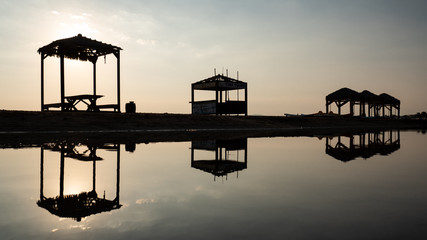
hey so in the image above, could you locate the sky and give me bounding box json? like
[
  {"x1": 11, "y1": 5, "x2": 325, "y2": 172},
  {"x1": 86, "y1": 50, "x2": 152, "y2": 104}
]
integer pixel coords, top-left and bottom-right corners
[{"x1": 1, "y1": 0, "x2": 426, "y2": 115}]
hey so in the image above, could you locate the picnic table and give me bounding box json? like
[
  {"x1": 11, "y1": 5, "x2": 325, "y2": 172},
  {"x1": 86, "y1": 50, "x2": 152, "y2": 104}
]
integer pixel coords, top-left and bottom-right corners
[
  {"x1": 43, "y1": 94, "x2": 119, "y2": 112},
  {"x1": 65, "y1": 94, "x2": 104, "y2": 111}
]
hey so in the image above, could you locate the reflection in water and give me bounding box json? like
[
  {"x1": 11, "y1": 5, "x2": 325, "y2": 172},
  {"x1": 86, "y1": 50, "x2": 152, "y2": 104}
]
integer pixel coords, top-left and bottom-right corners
[
  {"x1": 2, "y1": 130, "x2": 427, "y2": 239},
  {"x1": 191, "y1": 138, "x2": 247, "y2": 181},
  {"x1": 37, "y1": 143, "x2": 121, "y2": 222},
  {"x1": 325, "y1": 130, "x2": 400, "y2": 162}
]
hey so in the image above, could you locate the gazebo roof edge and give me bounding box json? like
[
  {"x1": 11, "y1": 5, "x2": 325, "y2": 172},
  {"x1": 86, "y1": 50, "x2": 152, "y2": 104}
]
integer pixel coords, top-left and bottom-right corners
[{"x1": 38, "y1": 34, "x2": 122, "y2": 62}]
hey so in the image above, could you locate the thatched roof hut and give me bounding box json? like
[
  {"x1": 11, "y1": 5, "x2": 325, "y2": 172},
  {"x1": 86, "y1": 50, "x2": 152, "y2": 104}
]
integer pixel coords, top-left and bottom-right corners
[
  {"x1": 326, "y1": 88, "x2": 400, "y2": 117},
  {"x1": 38, "y1": 34, "x2": 122, "y2": 112}
]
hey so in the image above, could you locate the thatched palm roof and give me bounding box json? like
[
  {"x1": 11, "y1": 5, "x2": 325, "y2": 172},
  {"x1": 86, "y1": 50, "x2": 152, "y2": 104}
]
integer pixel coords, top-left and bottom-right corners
[
  {"x1": 38, "y1": 34, "x2": 122, "y2": 62},
  {"x1": 379, "y1": 93, "x2": 400, "y2": 105},
  {"x1": 326, "y1": 87, "x2": 360, "y2": 101},
  {"x1": 327, "y1": 88, "x2": 400, "y2": 105},
  {"x1": 360, "y1": 90, "x2": 380, "y2": 103}
]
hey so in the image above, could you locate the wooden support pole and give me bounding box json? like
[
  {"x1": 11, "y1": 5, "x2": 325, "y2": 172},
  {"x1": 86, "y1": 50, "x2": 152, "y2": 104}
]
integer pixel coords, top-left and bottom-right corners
[
  {"x1": 245, "y1": 85, "x2": 248, "y2": 116},
  {"x1": 215, "y1": 81, "x2": 219, "y2": 115},
  {"x1": 114, "y1": 51, "x2": 121, "y2": 112},
  {"x1": 398, "y1": 105, "x2": 400, "y2": 118},
  {"x1": 93, "y1": 58, "x2": 98, "y2": 96},
  {"x1": 60, "y1": 54, "x2": 65, "y2": 111},
  {"x1": 191, "y1": 85, "x2": 194, "y2": 114},
  {"x1": 383, "y1": 104, "x2": 385, "y2": 117},
  {"x1": 41, "y1": 54, "x2": 45, "y2": 111}
]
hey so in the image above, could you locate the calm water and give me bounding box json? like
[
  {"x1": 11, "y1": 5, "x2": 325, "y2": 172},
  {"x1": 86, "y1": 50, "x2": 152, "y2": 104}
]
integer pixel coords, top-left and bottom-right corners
[{"x1": 1, "y1": 130, "x2": 427, "y2": 239}]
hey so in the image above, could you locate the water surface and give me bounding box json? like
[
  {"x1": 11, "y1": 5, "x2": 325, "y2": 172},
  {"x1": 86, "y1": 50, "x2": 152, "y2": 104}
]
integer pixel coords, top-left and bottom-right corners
[{"x1": 1, "y1": 130, "x2": 426, "y2": 239}]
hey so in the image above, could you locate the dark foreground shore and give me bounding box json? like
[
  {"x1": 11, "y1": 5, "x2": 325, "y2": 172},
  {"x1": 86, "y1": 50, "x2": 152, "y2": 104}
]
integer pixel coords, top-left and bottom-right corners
[{"x1": 0, "y1": 110, "x2": 426, "y2": 146}]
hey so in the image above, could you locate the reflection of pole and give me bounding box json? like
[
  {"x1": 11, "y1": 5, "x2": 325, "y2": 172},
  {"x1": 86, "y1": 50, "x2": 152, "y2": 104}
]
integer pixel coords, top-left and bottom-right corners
[
  {"x1": 116, "y1": 145, "x2": 120, "y2": 203},
  {"x1": 93, "y1": 159, "x2": 96, "y2": 192},
  {"x1": 40, "y1": 147, "x2": 44, "y2": 200},
  {"x1": 191, "y1": 145, "x2": 194, "y2": 165},
  {"x1": 244, "y1": 143, "x2": 248, "y2": 165},
  {"x1": 60, "y1": 148, "x2": 65, "y2": 199}
]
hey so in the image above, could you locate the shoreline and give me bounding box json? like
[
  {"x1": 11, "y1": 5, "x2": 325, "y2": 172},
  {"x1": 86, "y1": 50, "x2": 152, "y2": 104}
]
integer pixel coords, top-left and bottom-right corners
[{"x1": 0, "y1": 110, "x2": 425, "y2": 145}]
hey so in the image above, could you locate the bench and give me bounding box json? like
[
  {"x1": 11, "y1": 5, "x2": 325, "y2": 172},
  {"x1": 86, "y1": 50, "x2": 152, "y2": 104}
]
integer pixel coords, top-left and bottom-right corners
[
  {"x1": 96, "y1": 104, "x2": 120, "y2": 112},
  {"x1": 42, "y1": 103, "x2": 73, "y2": 111}
]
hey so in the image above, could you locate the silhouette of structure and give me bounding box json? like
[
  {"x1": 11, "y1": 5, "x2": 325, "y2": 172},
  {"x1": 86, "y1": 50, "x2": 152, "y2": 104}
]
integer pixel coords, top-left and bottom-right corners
[
  {"x1": 191, "y1": 74, "x2": 248, "y2": 115},
  {"x1": 325, "y1": 130, "x2": 400, "y2": 162},
  {"x1": 37, "y1": 142, "x2": 121, "y2": 222},
  {"x1": 326, "y1": 88, "x2": 400, "y2": 118},
  {"x1": 191, "y1": 138, "x2": 248, "y2": 181},
  {"x1": 38, "y1": 34, "x2": 122, "y2": 112}
]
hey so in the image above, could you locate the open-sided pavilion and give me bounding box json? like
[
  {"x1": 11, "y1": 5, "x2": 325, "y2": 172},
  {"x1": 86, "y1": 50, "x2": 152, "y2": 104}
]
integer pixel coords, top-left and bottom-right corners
[
  {"x1": 38, "y1": 34, "x2": 122, "y2": 112},
  {"x1": 191, "y1": 74, "x2": 248, "y2": 116},
  {"x1": 326, "y1": 88, "x2": 400, "y2": 118}
]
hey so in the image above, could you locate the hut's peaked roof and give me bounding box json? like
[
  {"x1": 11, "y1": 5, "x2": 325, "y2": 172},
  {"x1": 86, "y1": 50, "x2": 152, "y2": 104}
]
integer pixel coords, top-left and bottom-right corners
[
  {"x1": 38, "y1": 34, "x2": 122, "y2": 62},
  {"x1": 197, "y1": 74, "x2": 245, "y2": 84},
  {"x1": 192, "y1": 74, "x2": 247, "y2": 90},
  {"x1": 379, "y1": 93, "x2": 400, "y2": 104},
  {"x1": 360, "y1": 90, "x2": 380, "y2": 102},
  {"x1": 326, "y1": 88, "x2": 400, "y2": 107},
  {"x1": 326, "y1": 87, "x2": 360, "y2": 101}
]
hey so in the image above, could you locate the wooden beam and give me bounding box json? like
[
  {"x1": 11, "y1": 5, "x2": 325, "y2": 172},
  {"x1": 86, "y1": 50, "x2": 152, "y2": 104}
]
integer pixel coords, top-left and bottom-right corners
[
  {"x1": 93, "y1": 57, "x2": 98, "y2": 96},
  {"x1": 41, "y1": 54, "x2": 45, "y2": 111},
  {"x1": 60, "y1": 54, "x2": 65, "y2": 111},
  {"x1": 114, "y1": 51, "x2": 121, "y2": 112},
  {"x1": 245, "y1": 85, "x2": 248, "y2": 116},
  {"x1": 191, "y1": 85, "x2": 194, "y2": 114}
]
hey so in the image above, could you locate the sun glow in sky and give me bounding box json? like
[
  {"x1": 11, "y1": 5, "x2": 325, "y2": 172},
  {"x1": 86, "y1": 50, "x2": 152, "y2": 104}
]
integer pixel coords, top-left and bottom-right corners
[{"x1": 1, "y1": 0, "x2": 427, "y2": 115}]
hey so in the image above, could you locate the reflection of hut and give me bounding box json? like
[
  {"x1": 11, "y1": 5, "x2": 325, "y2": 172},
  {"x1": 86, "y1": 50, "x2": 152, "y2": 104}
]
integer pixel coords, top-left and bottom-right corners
[
  {"x1": 325, "y1": 130, "x2": 400, "y2": 162},
  {"x1": 326, "y1": 88, "x2": 400, "y2": 118},
  {"x1": 37, "y1": 143, "x2": 121, "y2": 222},
  {"x1": 38, "y1": 34, "x2": 122, "y2": 112},
  {"x1": 191, "y1": 139, "x2": 248, "y2": 180},
  {"x1": 191, "y1": 74, "x2": 248, "y2": 115}
]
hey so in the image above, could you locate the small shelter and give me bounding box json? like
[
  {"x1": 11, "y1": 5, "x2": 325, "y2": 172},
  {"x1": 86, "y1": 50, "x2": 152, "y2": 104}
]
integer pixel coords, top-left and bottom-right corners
[
  {"x1": 191, "y1": 74, "x2": 248, "y2": 115},
  {"x1": 326, "y1": 88, "x2": 400, "y2": 118},
  {"x1": 326, "y1": 87, "x2": 361, "y2": 116},
  {"x1": 38, "y1": 34, "x2": 122, "y2": 112}
]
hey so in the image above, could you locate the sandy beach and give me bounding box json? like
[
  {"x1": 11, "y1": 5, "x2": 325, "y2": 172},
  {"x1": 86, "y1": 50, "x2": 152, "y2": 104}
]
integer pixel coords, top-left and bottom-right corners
[{"x1": 0, "y1": 110, "x2": 425, "y2": 146}]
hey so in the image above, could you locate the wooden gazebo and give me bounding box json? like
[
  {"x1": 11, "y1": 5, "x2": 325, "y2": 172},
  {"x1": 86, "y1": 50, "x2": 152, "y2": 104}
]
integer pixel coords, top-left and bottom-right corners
[
  {"x1": 38, "y1": 34, "x2": 122, "y2": 112},
  {"x1": 191, "y1": 74, "x2": 248, "y2": 115}
]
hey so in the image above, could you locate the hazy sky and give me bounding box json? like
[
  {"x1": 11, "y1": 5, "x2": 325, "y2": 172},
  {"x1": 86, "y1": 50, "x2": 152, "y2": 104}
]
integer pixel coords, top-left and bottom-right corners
[{"x1": 1, "y1": 0, "x2": 426, "y2": 115}]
